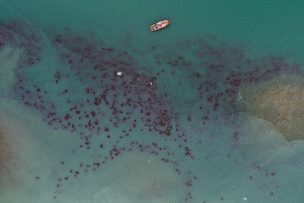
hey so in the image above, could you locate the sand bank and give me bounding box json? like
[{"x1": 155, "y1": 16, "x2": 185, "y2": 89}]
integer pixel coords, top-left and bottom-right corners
[{"x1": 239, "y1": 74, "x2": 304, "y2": 141}]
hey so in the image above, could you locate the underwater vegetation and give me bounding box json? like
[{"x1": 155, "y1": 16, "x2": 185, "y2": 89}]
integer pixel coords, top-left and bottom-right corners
[{"x1": 0, "y1": 18, "x2": 304, "y2": 202}]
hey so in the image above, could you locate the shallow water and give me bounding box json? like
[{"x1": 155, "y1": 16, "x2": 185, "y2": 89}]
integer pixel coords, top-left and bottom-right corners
[{"x1": 1, "y1": 1, "x2": 304, "y2": 203}]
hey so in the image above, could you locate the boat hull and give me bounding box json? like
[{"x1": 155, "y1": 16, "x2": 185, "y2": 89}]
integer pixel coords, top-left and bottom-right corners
[{"x1": 149, "y1": 20, "x2": 170, "y2": 32}]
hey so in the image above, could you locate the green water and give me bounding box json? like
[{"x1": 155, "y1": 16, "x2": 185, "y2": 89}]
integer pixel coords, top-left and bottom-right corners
[
  {"x1": 0, "y1": 1, "x2": 304, "y2": 203},
  {"x1": 3, "y1": 0, "x2": 304, "y2": 56}
]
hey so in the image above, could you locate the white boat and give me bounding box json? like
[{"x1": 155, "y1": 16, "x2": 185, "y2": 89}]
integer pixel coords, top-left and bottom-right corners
[{"x1": 149, "y1": 19, "x2": 170, "y2": 32}]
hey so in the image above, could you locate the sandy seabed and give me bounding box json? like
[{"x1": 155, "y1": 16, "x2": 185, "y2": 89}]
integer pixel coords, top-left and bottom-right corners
[{"x1": 239, "y1": 74, "x2": 304, "y2": 141}]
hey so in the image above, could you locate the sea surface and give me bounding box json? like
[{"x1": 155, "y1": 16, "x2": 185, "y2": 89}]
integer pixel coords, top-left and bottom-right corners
[{"x1": 1, "y1": 1, "x2": 304, "y2": 203}]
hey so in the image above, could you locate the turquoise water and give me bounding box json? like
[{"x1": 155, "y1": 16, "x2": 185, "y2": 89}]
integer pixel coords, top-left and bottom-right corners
[{"x1": 1, "y1": 1, "x2": 304, "y2": 203}]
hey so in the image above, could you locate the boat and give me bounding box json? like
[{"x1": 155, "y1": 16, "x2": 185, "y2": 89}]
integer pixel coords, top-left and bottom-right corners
[{"x1": 149, "y1": 20, "x2": 170, "y2": 32}]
